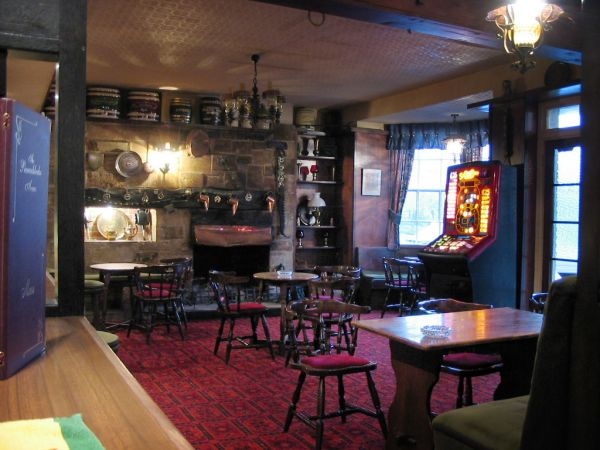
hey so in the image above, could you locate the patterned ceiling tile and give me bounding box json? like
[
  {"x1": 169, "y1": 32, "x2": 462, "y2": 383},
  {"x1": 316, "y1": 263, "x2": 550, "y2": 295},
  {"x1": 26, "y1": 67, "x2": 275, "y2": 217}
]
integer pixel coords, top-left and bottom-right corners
[{"x1": 86, "y1": 0, "x2": 505, "y2": 120}]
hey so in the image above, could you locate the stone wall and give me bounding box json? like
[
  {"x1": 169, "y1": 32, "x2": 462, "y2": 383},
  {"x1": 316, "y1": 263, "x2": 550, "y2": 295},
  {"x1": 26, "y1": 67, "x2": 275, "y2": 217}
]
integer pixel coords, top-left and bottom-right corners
[{"x1": 79, "y1": 121, "x2": 297, "y2": 272}]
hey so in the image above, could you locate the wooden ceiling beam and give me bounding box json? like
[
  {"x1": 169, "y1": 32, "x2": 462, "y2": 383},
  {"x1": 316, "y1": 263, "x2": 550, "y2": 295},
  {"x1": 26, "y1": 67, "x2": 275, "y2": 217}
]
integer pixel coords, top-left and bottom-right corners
[{"x1": 253, "y1": 0, "x2": 582, "y2": 65}]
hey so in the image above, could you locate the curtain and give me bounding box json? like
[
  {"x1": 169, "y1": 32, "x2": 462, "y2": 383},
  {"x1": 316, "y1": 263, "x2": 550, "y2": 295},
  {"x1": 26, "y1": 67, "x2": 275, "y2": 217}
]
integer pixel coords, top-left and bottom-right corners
[
  {"x1": 386, "y1": 124, "x2": 415, "y2": 249},
  {"x1": 386, "y1": 119, "x2": 489, "y2": 249}
]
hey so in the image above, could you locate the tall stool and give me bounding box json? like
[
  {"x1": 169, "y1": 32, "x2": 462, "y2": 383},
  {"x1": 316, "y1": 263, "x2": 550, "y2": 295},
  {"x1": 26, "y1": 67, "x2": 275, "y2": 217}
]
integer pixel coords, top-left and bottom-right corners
[{"x1": 84, "y1": 279, "x2": 107, "y2": 330}]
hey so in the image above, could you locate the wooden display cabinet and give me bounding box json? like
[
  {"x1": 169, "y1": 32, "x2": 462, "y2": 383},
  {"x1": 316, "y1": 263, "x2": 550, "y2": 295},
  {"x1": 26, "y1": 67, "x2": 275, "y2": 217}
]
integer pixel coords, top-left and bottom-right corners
[{"x1": 295, "y1": 147, "x2": 344, "y2": 271}]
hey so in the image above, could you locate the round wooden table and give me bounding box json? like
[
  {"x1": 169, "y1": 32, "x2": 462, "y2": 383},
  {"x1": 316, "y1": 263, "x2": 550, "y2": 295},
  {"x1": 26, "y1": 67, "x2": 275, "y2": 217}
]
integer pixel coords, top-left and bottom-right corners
[
  {"x1": 253, "y1": 271, "x2": 318, "y2": 353},
  {"x1": 90, "y1": 262, "x2": 147, "y2": 330}
]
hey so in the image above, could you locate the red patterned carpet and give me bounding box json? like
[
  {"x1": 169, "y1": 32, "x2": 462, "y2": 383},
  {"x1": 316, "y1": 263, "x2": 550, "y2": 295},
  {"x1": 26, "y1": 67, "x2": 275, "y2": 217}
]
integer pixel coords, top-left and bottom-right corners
[{"x1": 115, "y1": 313, "x2": 498, "y2": 449}]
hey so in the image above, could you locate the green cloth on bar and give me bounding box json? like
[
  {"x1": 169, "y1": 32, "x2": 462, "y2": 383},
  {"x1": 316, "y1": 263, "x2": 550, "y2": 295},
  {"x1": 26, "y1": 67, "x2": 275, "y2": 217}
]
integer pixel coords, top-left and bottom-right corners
[{"x1": 0, "y1": 413, "x2": 105, "y2": 450}]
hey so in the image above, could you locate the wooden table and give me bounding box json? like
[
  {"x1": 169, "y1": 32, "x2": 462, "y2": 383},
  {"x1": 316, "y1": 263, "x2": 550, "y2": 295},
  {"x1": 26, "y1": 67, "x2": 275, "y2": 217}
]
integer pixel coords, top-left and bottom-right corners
[
  {"x1": 253, "y1": 271, "x2": 318, "y2": 352},
  {"x1": 90, "y1": 262, "x2": 146, "y2": 330},
  {"x1": 0, "y1": 317, "x2": 193, "y2": 450},
  {"x1": 355, "y1": 308, "x2": 543, "y2": 450}
]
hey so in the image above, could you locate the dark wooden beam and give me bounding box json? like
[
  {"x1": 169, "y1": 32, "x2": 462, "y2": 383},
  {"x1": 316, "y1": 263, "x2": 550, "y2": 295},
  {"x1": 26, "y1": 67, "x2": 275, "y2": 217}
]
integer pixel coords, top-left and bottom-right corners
[
  {"x1": 0, "y1": 0, "x2": 60, "y2": 53},
  {"x1": 55, "y1": 0, "x2": 87, "y2": 315},
  {"x1": 253, "y1": 0, "x2": 582, "y2": 64}
]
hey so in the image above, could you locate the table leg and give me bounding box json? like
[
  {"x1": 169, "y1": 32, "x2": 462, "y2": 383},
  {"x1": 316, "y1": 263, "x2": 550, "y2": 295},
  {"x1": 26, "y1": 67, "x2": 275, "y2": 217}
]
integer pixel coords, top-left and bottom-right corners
[
  {"x1": 387, "y1": 341, "x2": 442, "y2": 450},
  {"x1": 278, "y1": 282, "x2": 290, "y2": 354},
  {"x1": 494, "y1": 338, "x2": 538, "y2": 400}
]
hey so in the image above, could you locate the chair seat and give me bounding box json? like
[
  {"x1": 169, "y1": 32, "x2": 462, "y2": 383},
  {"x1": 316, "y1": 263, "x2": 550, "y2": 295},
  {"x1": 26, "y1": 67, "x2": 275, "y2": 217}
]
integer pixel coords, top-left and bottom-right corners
[
  {"x1": 135, "y1": 288, "x2": 175, "y2": 299},
  {"x1": 228, "y1": 302, "x2": 267, "y2": 312},
  {"x1": 432, "y1": 395, "x2": 529, "y2": 450},
  {"x1": 443, "y1": 352, "x2": 503, "y2": 369},
  {"x1": 300, "y1": 354, "x2": 371, "y2": 370}
]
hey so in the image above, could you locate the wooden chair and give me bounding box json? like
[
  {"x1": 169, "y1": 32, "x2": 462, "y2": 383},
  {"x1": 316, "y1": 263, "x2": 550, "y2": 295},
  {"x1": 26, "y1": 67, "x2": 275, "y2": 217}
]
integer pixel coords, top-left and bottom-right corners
[
  {"x1": 128, "y1": 264, "x2": 187, "y2": 343},
  {"x1": 208, "y1": 270, "x2": 275, "y2": 364},
  {"x1": 381, "y1": 257, "x2": 419, "y2": 317},
  {"x1": 303, "y1": 270, "x2": 362, "y2": 355},
  {"x1": 283, "y1": 300, "x2": 388, "y2": 450},
  {"x1": 419, "y1": 298, "x2": 504, "y2": 408},
  {"x1": 160, "y1": 257, "x2": 193, "y2": 328}
]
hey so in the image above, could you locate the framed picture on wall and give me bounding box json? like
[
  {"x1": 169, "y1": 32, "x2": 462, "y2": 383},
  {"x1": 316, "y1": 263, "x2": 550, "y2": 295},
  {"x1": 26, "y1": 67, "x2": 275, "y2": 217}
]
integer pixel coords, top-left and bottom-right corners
[{"x1": 361, "y1": 168, "x2": 382, "y2": 196}]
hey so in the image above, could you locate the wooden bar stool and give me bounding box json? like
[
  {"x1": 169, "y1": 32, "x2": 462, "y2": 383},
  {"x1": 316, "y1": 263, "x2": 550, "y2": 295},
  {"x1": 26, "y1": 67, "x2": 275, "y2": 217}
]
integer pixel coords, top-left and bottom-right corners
[{"x1": 84, "y1": 279, "x2": 107, "y2": 330}]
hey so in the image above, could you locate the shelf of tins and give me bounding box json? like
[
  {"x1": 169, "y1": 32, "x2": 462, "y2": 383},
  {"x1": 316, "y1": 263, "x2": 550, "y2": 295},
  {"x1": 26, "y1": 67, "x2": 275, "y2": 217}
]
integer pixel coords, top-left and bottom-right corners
[{"x1": 83, "y1": 86, "x2": 282, "y2": 131}]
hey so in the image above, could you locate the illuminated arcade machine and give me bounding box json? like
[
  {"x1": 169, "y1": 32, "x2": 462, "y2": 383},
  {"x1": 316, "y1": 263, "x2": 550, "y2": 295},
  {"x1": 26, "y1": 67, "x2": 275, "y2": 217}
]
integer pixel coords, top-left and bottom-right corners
[{"x1": 418, "y1": 160, "x2": 518, "y2": 308}]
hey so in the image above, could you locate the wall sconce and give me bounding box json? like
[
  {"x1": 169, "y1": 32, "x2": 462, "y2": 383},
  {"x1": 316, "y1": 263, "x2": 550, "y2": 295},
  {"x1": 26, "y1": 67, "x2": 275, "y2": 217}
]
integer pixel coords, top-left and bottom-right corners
[
  {"x1": 443, "y1": 113, "x2": 466, "y2": 154},
  {"x1": 152, "y1": 142, "x2": 179, "y2": 176},
  {"x1": 486, "y1": 1, "x2": 564, "y2": 73}
]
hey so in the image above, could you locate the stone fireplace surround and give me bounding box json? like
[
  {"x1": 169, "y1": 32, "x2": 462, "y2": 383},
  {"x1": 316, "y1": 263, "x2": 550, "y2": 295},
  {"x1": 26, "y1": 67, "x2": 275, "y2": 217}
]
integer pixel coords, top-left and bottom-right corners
[{"x1": 82, "y1": 123, "x2": 297, "y2": 276}]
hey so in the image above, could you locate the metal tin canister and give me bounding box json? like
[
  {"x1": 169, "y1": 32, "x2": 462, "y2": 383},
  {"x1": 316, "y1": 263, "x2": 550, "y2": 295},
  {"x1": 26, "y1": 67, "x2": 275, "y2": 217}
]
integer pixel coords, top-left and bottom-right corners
[
  {"x1": 87, "y1": 86, "x2": 121, "y2": 119},
  {"x1": 127, "y1": 90, "x2": 160, "y2": 121},
  {"x1": 169, "y1": 97, "x2": 193, "y2": 124},
  {"x1": 199, "y1": 96, "x2": 222, "y2": 126}
]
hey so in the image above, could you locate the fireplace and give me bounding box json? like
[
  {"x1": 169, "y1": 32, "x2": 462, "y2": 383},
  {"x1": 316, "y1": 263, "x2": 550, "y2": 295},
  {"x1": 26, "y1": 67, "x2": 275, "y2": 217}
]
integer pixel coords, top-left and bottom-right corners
[
  {"x1": 191, "y1": 197, "x2": 274, "y2": 279},
  {"x1": 193, "y1": 244, "x2": 270, "y2": 279}
]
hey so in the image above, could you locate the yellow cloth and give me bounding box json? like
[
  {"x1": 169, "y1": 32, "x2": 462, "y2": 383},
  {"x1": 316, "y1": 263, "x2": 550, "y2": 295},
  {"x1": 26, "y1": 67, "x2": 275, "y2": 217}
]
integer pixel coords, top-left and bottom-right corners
[
  {"x1": 0, "y1": 417, "x2": 68, "y2": 450},
  {"x1": 0, "y1": 414, "x2": 104, "y2": 450}
]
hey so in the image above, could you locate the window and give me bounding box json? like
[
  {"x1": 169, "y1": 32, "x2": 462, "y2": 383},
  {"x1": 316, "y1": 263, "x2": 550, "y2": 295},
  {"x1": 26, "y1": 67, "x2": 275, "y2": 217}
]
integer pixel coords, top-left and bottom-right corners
[
  {"x1": 547, "y1": 144, "x2": 580, "y2": 281},
  {"x1": 399, "y1": 146, "x2": 489, "y2": 245},
  {"x1": 546, "y1": 104, "x2": 580, "y2": 130},
  {"x1": 84, "y1": 207, "x2": 157, "y2": 242}
]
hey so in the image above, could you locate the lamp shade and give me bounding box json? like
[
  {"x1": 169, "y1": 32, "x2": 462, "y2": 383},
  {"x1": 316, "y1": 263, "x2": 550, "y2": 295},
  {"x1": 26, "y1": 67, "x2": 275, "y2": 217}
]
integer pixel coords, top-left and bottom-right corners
[{"x1": 307, "y1": 192, "x2": 326, "y2": 208}]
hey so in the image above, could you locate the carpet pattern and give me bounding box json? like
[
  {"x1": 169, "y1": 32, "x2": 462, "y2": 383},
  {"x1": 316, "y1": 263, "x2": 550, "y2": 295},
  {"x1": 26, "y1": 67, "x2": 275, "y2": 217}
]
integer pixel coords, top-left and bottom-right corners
[{"x1": 115, "y1": 313, "x2": 498, "y2": 449}]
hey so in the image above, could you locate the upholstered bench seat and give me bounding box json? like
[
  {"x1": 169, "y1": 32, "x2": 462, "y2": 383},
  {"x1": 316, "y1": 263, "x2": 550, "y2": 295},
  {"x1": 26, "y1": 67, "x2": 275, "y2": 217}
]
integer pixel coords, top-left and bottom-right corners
[
  {"x1": 432, "y1": 276, "x2": 582, "y2": 450},
  {"x1": 358, "y1": 270, "x2": 387, "y2": 306},
  {"x1": 432, "y1": 395, "x2": 529, "y2": 450}
]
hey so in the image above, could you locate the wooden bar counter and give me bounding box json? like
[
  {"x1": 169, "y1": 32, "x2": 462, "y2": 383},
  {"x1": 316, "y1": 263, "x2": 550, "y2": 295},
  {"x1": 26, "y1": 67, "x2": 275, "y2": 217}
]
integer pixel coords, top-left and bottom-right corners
[{"x1": 0, "y1": 317, "x2": 193, "y2": 450}]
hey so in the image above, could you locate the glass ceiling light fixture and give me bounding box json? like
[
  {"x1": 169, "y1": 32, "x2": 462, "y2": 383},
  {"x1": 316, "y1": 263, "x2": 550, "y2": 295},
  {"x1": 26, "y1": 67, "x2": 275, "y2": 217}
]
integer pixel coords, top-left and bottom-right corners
[
  {"x1": 486, "y1": 0, "x2": 564, "y2": 73},
  {"x1": 444, "y1": 114, "x2": 466, "y2": 153}
]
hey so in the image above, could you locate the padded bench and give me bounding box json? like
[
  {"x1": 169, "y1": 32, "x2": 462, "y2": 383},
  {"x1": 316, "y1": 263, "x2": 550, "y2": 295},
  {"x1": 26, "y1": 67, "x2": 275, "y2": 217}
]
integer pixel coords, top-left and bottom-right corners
[{"x1": 432, "y1": 276, "x2": 578, "y2": 450}]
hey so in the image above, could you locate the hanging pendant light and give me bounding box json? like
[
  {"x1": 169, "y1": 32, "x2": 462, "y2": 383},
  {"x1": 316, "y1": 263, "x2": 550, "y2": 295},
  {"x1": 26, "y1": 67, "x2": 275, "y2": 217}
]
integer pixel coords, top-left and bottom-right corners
[
  {"x1": 444, "y1": 114, "x2": 466, "y2": 153},
  {"x1": 486, "y1": 1, "x2": 565, "y2": 73}
]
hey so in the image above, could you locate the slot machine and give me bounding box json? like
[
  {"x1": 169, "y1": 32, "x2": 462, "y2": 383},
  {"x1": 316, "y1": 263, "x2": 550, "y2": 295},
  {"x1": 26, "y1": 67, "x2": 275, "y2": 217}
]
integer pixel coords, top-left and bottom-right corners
[{"x1": 418, "y1": 160, "x2": 518, "y2": 308}]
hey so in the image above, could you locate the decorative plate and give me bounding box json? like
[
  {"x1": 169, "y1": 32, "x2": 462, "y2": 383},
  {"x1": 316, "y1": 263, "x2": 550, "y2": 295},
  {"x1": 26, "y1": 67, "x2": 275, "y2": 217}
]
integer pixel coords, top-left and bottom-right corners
[
  {"x1": 115, "y1": 151, "x2": 143, "y2": 177},
  {"x1": 298, "y1": 206, "x2": 316, "y2": 226},
  {"x1": 95, "y1": 209, "x2": 132, "y2": 240}
]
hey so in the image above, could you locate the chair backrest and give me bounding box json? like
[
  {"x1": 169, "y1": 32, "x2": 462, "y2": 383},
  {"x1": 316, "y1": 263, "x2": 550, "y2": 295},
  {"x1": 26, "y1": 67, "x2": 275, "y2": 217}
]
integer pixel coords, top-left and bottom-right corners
[
  {"x1": 161, "y1": 257, "x2": 193, "y2": 289},
  {"x1": 529, "y1": 292, "x2": 548, "y2": 314},
  {"x1": 313, "y1": 265, "x2": 362, "y2": 279},
  {"x1": 311, "y1": 265, "x2": 361, "y2": 303},
  {"x1": 382, "y1": 257, "x2": 412, "y2": 289},
  {"x1": 312, "y1": 299, "x2": 370, "y2": 353},
  {"x1": 520, "y1": 276, "x2": 577, "y2": 450},
  {"x1": 418, "y1": 298, "x2": 492, "y2": 313},
  {"x1": 208, "y1": 270, "x2": 250, "y2": 312},
  {"x1": 133, "y1": 264, "x2": 185, "y2": 300},
  {"x1": 409, "y1": 261, "x2": 428, "y2": 297}
]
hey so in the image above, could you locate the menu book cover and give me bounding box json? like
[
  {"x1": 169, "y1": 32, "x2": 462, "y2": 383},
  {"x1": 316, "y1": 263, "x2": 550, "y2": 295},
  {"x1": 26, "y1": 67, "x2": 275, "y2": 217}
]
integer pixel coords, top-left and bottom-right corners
[{"x1": 0, "y1": 98, "x2": 51, "y2": 379}]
